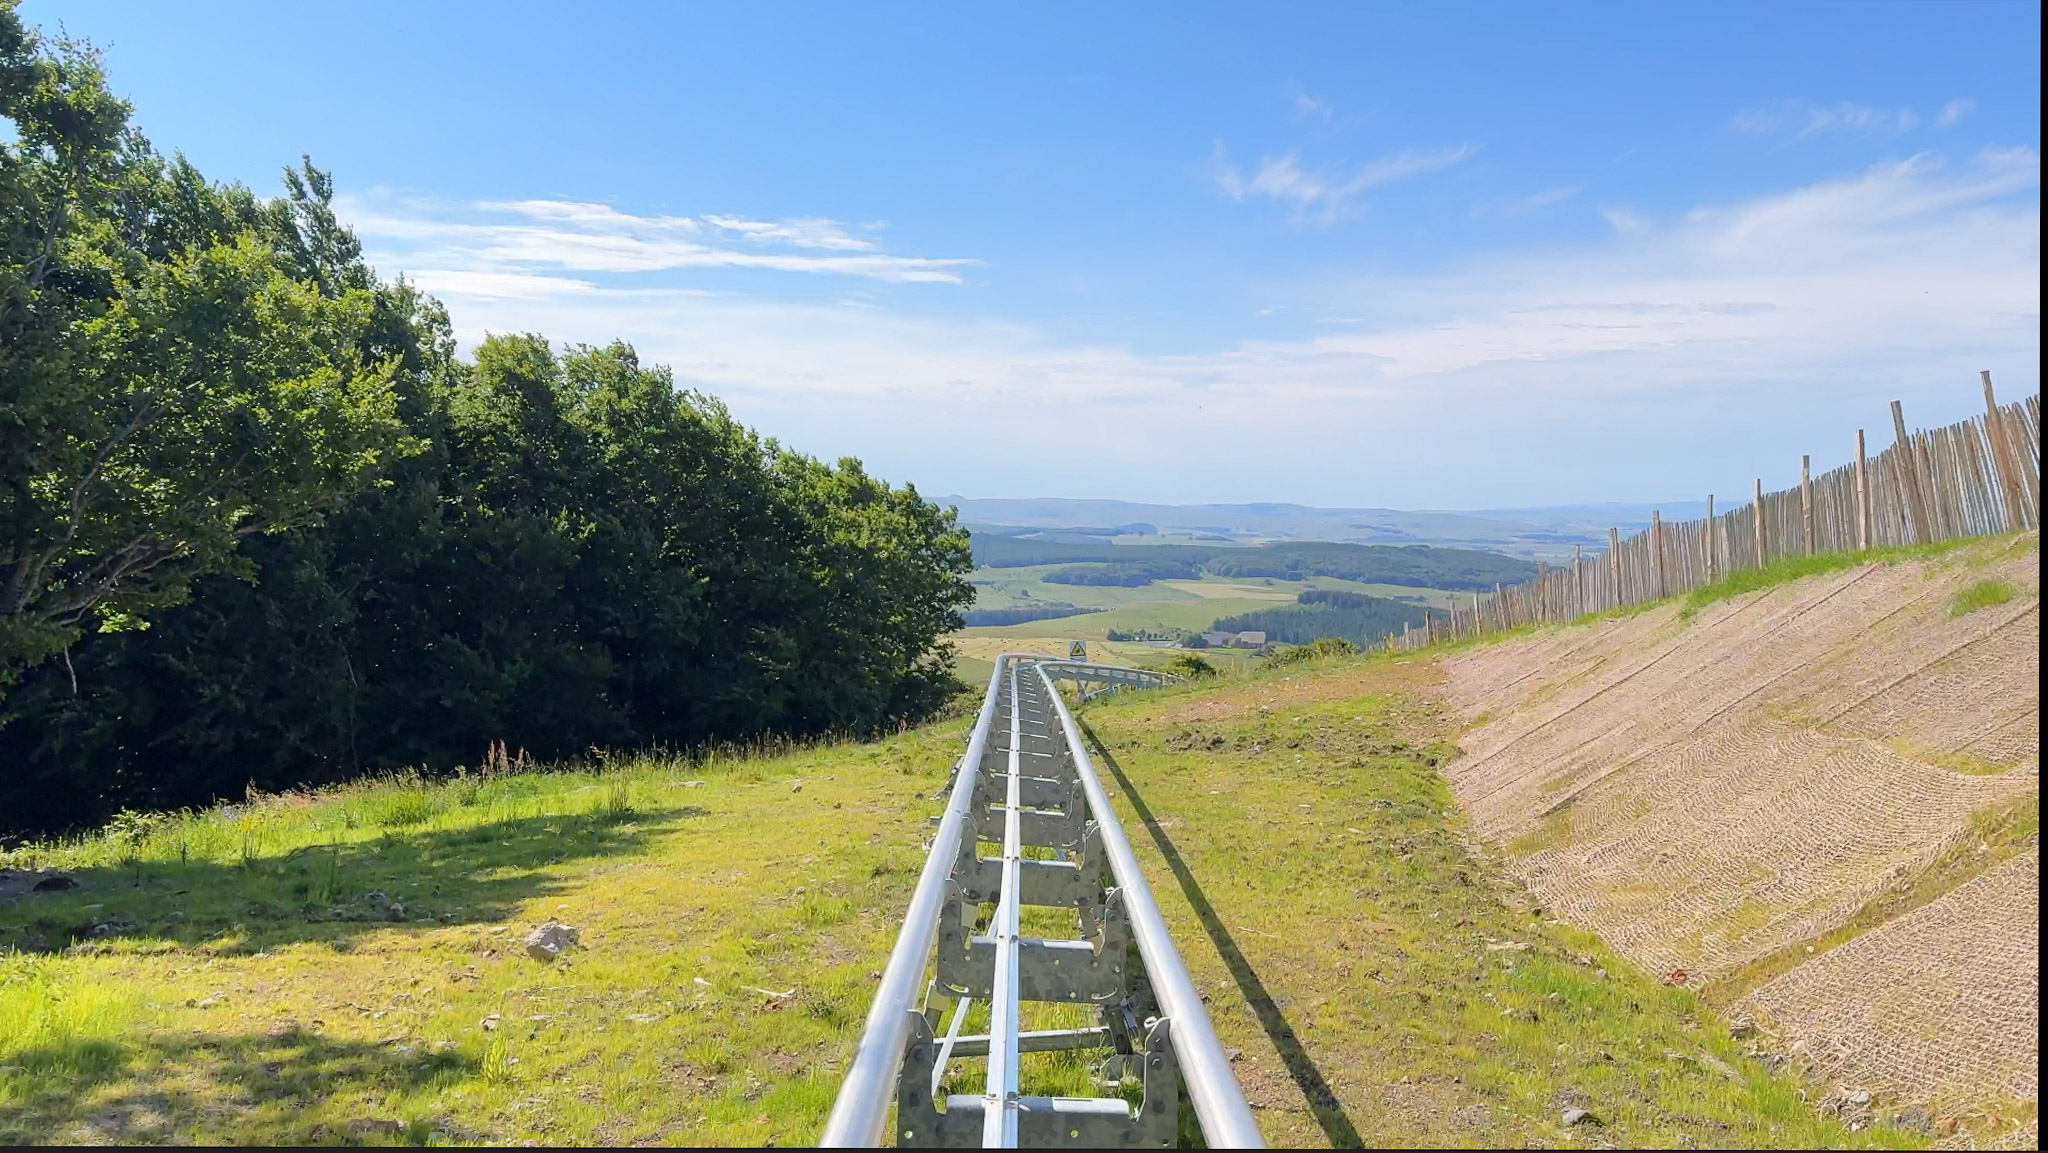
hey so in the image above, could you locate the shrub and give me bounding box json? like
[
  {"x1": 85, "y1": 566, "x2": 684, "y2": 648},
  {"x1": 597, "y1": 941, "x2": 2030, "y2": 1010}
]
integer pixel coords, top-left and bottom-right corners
[{"x1": 1262, "y1": 637, "x2": 1361, "y2": 667}]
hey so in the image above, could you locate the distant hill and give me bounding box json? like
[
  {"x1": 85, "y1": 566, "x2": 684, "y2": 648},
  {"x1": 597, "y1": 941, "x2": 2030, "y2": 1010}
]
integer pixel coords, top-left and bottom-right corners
[
  {"x1": 970, "y1": 537, "x2": 1538, "y2": 591},
  {"x1": 945, "y1": 496, "x2": 1710, "y2": 561}
]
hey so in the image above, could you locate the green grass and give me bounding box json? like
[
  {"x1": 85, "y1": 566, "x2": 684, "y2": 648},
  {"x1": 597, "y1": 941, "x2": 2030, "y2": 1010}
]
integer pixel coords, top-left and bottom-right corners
[
  {"x1": 1076, "y1": 666, "x2": 1921, "y2": 1148},
  {"x1": 0, "y1": 733, "x2": 975, "y2": 1146},
  {"x1": 0, "y1": 648, "x2": 1948, "y2": 1147},
  {"x1": 1948, "y1": 578, "x2": 2018, "y2": 617},
  {"x1": 1676, "y1": 534, "x2": 2022, "y2": 619}
]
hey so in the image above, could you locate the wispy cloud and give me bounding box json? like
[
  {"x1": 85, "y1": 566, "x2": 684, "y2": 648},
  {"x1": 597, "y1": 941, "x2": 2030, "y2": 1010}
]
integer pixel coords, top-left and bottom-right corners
[
  {"x1": 1731, "y1": 99, "x2": 1922, "y2": 139},
  {"x1": 1475, "y1": 185, "x2": 1581, "y2": 217},
  {"x1": 340, "y1": 194, "x2": 974, "y2": 284},
  {"x1": 1291, "y1": 91, "x2": 1333, "y2": 122},
  {"x1": 1937, "y1": 98, "x2": 1973, "y2": 128},
  {"x1": 397, "y1": 149, "x2": 2037, "y2": 506},
  {"x1": 1210, "y1": 143, "x2": 1474, "y2": 216}
]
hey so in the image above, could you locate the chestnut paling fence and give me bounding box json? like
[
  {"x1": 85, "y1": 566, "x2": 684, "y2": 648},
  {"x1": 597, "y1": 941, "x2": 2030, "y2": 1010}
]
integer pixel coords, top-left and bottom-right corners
[{"x1": 1391, "y1": 374, "x2": 2043, "y2": 650}]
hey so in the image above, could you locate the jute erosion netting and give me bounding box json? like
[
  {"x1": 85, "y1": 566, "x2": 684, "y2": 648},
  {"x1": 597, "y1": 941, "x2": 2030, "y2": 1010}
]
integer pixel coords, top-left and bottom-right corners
[
  {"x1": 1439, "y1": 538, "x2": 2038, "y2": 1115},
  {"x1": 1746, "y1": 848, "x2": 2038, "y2": 1113}
]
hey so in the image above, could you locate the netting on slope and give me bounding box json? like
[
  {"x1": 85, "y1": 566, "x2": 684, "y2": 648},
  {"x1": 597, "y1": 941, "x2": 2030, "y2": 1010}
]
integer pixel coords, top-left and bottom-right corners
[
  {"x1": 1438, "y1": 544, "x2": 2040, "y2": 1115},
  {"x1": 1747, "y1": 849, "x2": 2038, "y2": 1108}
]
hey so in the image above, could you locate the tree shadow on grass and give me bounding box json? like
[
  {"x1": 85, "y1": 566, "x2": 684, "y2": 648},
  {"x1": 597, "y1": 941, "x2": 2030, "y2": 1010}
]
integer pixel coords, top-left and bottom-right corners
[
  {"x1": 1080, "y1": 720, "x2": 1365, "y2": 1149},
  {"x1": 0, "y1": 1026, "x2": 481, "y2": 1144},
  {"x1": 0, "y1": 806, "x2": 706, "y2": 955}
]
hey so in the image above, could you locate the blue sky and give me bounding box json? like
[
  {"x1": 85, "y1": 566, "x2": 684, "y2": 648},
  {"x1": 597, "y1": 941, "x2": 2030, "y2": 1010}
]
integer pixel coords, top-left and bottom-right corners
[{"x1": 33, "y1": 1, "x2": 2041, "y2": 508}]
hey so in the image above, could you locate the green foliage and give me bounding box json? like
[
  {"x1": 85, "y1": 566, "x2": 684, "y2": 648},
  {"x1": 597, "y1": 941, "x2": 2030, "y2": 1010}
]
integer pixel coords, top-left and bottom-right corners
[
  {"x1": 1948, "y1": 578, "x2": 2017, "y2": 617},
  {"x1": 1164, "y1": 652, "x2": 1218, "y2": 678},
  {"x1": 1261, "y1": 636, "x2": 1360, "y2": 666},
  {"x1": 960, "y1": 604, "x2": 1095, "y2": 626},
  {"x1": 1213, "y1": 588, "x2": 1426, "y2": 648},
  {"x1": 971, "y1": 536, "x2": 1538, "y2": 590},
  {"x1": 1676, "y1": 535, "x2": 1988, "y2": 618},
  {"x1": 0, "y1": 11, "x2": 414, "y2": 675},
  {"x1": 1039, "y1": 558, "x2": 1200, "y2": 586},
  {"x1": 0, "y1": 9, "x2": 974, "y2": 834}
]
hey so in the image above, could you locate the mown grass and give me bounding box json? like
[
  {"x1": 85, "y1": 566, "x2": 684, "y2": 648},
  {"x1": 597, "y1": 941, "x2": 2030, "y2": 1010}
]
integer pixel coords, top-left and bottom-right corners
[
  {"x1": 1075, "y1": 662, "x2": 1921, "y2": 1148},
  {"x1": 0, "y1": 732, "x2": 976, "y2": 1146}
]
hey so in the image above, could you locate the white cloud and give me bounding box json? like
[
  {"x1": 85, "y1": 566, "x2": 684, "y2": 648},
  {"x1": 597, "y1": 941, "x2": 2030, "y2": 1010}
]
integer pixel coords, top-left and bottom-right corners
[
  {"x1": 354, "y1": 150, "x2": 2039, "y2": 507},
  {"x1": 1210, "y1": 143, "x2": 1474, "y2": 216},
  {"x1": 340, "y1": 194, "x2": 972, "y2": 284},
  {"x1": 1732, "y1": 100, "x2": 1922, "y2": 138},
  {"x1": 1937, "y1": 98, "x2": 1973, "y2": 128}
]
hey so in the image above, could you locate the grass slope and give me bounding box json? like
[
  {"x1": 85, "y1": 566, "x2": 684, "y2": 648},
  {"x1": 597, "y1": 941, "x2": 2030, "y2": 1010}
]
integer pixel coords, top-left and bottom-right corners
[
  {"x1": 0, "y1": 735, "x2": 971, "y2": 1146},
  {"x1": 2, "y1": 657, "x2": 1920, "y2": 1147},
  {"x1": 1074, "y1": 660, "x2": 1916, "y2": 1147}
]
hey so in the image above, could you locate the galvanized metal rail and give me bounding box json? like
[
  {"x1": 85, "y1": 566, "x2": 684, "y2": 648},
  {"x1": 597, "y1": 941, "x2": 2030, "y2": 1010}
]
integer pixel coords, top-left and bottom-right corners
[{"x1": 822, "y1": 654, "x2": 1264, "y2": 1149}]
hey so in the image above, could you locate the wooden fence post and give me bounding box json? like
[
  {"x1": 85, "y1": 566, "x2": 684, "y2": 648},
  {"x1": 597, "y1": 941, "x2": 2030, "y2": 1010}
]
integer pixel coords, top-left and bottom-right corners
[
  {"x1": 1855, "y1": 429, "x2": 1870, "y2": 550},
  {"x1": 1891, "y1": 400, "x2": 1932, "y2": 544},
  {"x1": 1982, "y1": 370, "x2": 2026, "y2": 532},
  {"x1": 1572, "y1": 544, "x2": 1584, "y2": 616},
  {"x1": 1607, "y1": 527, "x2": 1621, "y2": 608},
  {"x1": 1651, "y1": 511, "x2": 1666, "y2": 598},
  {"x1": 1704, "y1": 494, "x2": 1716, "y2": 583},
  {"x1": 1752, "y1": 478, "x2": 1767, "y2": 567},
  {"x1": 1800, "y1": 455, "x2": 1814, "y2": 554},
  {"x1": 1471, "y1": 591, "x2": 1482, "y2": 636}
]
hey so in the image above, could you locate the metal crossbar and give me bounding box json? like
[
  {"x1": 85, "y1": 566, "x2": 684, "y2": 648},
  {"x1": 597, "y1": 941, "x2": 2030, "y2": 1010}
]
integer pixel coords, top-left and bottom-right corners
[{"x1": 822, "y1": 655, "x2": 1263, "y2": 1148}]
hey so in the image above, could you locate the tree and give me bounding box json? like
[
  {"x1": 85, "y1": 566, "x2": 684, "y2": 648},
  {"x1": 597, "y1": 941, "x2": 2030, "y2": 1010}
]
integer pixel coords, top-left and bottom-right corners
[{"x1": 0, "y1": 6, "x2": 411, "y2": 679}]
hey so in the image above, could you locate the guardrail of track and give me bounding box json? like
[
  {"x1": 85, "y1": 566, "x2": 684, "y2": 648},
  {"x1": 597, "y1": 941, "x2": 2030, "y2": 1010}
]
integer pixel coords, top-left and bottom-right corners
[{"x1": 822, "y1": 653, "x2": 1263, "y2": 1149}]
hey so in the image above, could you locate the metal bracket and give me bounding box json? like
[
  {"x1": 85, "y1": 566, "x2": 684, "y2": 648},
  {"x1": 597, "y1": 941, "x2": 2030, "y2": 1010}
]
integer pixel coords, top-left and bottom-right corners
[
  {"x1": 898, "y1": 1012, "x2": 1178, "y2": 1148},
  {"x1": 960, "y1": 823, "x2": 1104, "y2": 907},
  {"x1": 937, "y1": 887, "x2": 1127, "y2": 1004}
]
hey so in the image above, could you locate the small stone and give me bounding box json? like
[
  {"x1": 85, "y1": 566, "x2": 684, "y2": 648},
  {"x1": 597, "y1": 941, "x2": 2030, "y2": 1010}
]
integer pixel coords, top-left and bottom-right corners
[
  {"x1": 790, "y1": 781, "x2": 804, "y2": 793},
  {"x1": 1846, "y1": 1089, "x2": 1871, "y2": 1107},
  {"x1": 682, "y1": 781, "x2": 705, "y2": 788},
  {"x1": 480, "y1": 1015, "x2": 501, "y2": 1032},
  {"x1": 1561, "y1": 1107, "x2": 1599, "y2": 1126},
  {"x1": 347, "y1": 1118, "x2": 405, "y2": 1137},
  {"x1": 1729, "y1": 1015, "x2": 1756, "y2": 1039},
  {"x1": 524, "y1": 920, "x2": 580, "y2": 962},
  {"x1": 1225, "y1": 1047, "x2": 1243, "y2": 1062}
]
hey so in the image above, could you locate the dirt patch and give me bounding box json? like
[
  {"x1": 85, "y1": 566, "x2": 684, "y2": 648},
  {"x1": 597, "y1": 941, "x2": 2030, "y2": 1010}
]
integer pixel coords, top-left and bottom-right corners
[{"x1": 1437, "y1": 537, "x2": 2039, "y2": 1118}]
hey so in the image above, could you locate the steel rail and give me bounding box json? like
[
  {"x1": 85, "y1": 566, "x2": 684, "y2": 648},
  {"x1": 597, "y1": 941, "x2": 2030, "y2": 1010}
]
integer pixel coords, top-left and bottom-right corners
[
  {"x1": 1034, "y1": 664, "x2": 1265, "y2": 1148},
  {"x1": 821, "y1": 656, "x2": 1009, "y2": 1147},
  {"x1": 823, "y1": 652, "x2": 1260, "y2": 1148},
  {"x1": 982, "y1": 666, "x2": 1025, "y2": 1145}
]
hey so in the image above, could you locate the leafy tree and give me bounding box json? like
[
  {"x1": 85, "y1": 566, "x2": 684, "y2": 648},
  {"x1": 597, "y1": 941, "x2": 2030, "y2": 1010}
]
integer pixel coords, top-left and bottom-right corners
[
  {"x1": 0, "y1": 7, "x2": 974, "y2": 834},
  {"x1": 0, "y1": 7, "x2": 410, "y2": 678}
]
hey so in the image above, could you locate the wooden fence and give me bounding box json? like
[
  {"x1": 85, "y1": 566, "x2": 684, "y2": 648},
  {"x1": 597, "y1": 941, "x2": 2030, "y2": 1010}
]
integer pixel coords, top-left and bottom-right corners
[{"x1": 1391, "y1": 373, "x2": 2042, "y2": 651}]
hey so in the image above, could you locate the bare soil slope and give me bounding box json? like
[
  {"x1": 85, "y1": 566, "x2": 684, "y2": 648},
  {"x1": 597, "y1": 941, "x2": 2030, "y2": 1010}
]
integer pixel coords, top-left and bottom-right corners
[{"x1": 1439, "y1": 536, "x2": 2039, "y2": 1140}]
